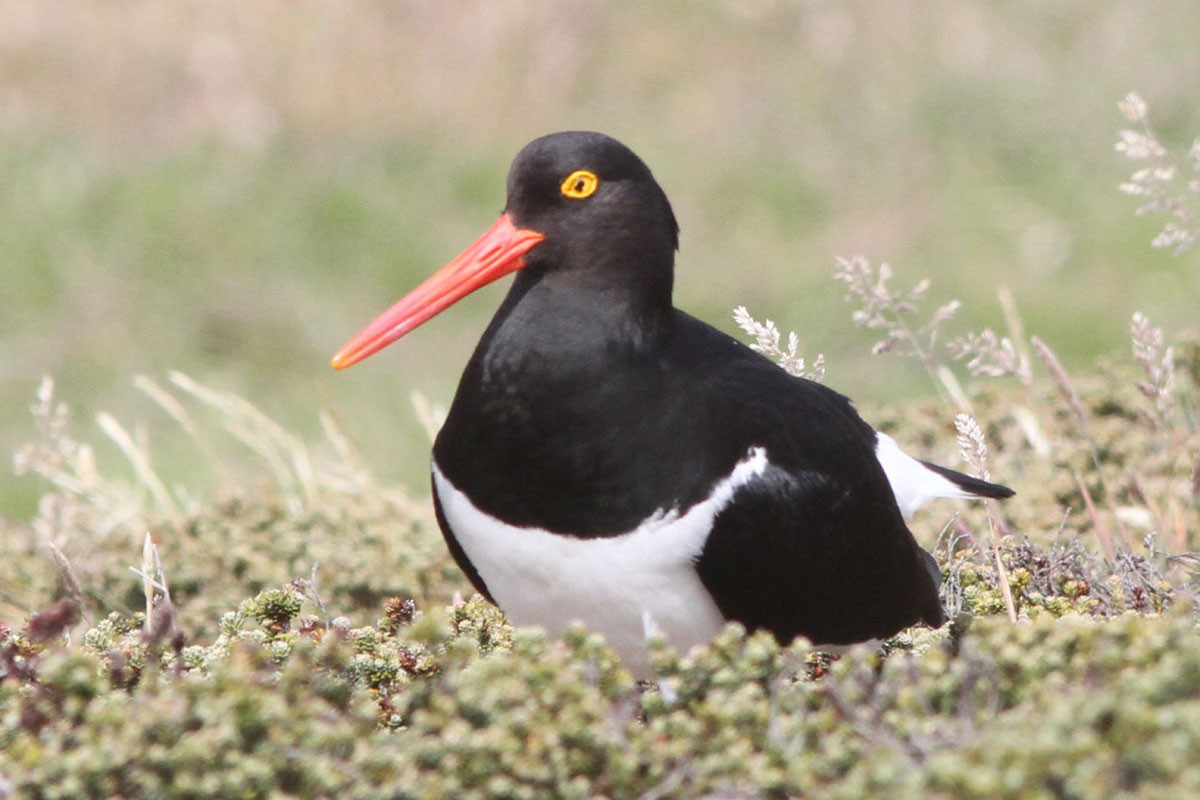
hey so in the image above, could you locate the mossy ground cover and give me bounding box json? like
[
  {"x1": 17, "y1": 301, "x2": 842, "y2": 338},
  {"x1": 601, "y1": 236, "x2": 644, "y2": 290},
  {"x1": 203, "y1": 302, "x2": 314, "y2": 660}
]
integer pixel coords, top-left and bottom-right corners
[
  {"x1": 2, "y1": 324, "x2": 1197, "y2": 797},
  {"x1": 3, "y1": 573, "x2": 1200, "y2": 798}
]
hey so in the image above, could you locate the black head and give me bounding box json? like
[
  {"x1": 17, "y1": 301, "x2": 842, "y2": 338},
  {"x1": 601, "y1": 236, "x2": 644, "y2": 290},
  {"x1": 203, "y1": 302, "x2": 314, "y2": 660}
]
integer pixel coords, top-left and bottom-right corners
[
  {"x1": 504, "y1": 132, "x2": 679, "y2": 298},
  {"x1": 331, "y1": 131, "x2": 680, "y2": 369}
]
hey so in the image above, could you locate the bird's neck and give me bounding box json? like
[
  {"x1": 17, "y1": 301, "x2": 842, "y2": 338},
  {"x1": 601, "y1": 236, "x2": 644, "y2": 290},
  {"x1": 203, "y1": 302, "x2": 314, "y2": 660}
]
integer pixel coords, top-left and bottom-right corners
[
  {"x1": 433, "y1": 269, "x2": 679, "y2": 534},
  {"x1": 486, "y1": 267, "x2": 673, "y2": 365},
  {"x1": 440, "y1": 268, "x2": 673, "y2": 450}
]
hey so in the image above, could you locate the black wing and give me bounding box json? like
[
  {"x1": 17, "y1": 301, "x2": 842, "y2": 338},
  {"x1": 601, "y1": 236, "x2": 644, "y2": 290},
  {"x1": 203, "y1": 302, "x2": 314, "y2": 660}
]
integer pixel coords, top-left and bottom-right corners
[
  {"x1": 673, "y1": 314, "x2": 945, "y2": 643},
  {"x1": 696, "y1": 461, "x2": 945, "y2": 645}
]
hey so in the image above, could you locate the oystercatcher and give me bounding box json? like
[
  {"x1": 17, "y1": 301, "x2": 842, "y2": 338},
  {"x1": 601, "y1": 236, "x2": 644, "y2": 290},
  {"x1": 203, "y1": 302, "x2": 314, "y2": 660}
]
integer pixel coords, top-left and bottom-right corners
[{"x1": 333, "y1": 131, "x2": 1013, "y2": 674}]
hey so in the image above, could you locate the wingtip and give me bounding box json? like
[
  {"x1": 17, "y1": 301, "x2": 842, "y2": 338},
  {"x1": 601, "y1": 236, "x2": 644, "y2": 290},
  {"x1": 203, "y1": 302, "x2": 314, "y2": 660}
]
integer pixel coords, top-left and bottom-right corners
[{"x1": 919, "y1": 460, "x2": 1015, "y2": 501}]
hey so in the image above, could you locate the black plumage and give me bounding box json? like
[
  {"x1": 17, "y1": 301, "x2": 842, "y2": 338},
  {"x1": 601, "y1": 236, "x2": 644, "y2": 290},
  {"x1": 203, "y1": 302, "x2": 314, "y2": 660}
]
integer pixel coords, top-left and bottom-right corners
[{"x1": 335, "y1": 131, "x2": 1013, "y2": 669}]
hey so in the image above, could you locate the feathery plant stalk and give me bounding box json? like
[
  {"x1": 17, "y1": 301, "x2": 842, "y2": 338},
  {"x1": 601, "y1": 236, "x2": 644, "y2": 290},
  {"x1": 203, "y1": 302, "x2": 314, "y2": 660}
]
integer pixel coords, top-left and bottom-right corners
[
  {"x1": 829, "y1": 257, "x2": 1030, "y2": 617},
  {"x1": 13, "y1": 377, "x2": 99, "y2": 498},
  {"x1": 732, "y1": 306, "x2": 825, "y2": 381},
  {"x1": 955, "y1": 412, "x2": 1017, "y2": 624},
  {"x1": 1127, "y1": 311, "x2": 1197, "y2": 553},
  {"x1": 1116, "y1": 92, "x2": 1200, "y2": 255},
  {"x1": 832, "y1": 256, "x2": 961, "y2": 402},
  {"x1": 949, "y1": 327, "x2": 1034, "y2": 388},
  {"x1": 813, "y1": 99, "x2": 1200, "y2": 605},
  {"x1": 1130, "y1": 311, "x2": 1178, "y2": 430}
]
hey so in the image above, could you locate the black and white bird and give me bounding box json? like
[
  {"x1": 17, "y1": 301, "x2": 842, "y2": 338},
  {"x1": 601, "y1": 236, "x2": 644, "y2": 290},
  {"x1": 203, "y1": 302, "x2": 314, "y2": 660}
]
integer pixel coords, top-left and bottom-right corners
[{"x1": 333, "y1": 131, "x2": 1013, "y2": 674}]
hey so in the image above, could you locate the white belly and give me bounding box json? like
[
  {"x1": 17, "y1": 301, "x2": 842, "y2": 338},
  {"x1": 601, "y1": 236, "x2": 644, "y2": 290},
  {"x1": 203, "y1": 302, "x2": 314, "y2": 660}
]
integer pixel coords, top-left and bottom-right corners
[{"x1": 431, "y1": 448, "x2": 769, "y2": 676}]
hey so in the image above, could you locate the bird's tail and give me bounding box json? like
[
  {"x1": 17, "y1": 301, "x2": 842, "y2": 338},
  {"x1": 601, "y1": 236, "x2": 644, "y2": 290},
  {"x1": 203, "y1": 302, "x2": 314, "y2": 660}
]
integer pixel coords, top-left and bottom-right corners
[
  {"x1": 875, "y1": 432, "x2": 1015, "y2": 519},
  {"x1": 917, "y1": 460, "x2": 1015, "y2": 502}
]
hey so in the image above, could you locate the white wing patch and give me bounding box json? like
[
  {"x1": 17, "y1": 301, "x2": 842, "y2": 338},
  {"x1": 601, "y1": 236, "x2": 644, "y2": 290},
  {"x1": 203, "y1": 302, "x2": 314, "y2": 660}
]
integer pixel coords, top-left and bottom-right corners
[
  {"x1": 432, "y1": 447, "x2": 769, "y2": 676},
  {"x1": 874, "y1": 432, "x2": 980, "y2": 519}
]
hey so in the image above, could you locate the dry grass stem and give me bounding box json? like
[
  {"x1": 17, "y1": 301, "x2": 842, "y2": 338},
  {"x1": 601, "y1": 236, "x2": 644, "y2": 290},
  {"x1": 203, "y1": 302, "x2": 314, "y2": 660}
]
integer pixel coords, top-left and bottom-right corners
[
  {"x1": 1011, "y1": 405, "x2": 1051, "y2": 457},
  {"x1": 1075, "y1": 472, "x2": 1117, "y2": 562},
  {"x1": 96, "y1": 412, "x2": 181, "y2": 525},
  {"x1": 135, "y1": 532, "x2": 173, "y2": 633},
  {"x1": 1031, "y1": 336, "x2": 1089, "y2": 430},
  {"x1": 997, "y1": 287, "x2": 1034, "y2": 376},
  {"x1": 732, "y1": 306, "x2": 826, "y2": 381},
  {"x1": 134, "y1": 374, "x2": 229, "y2": 481},
  {"x1": 1032, "y1": 336, "x2": 1145, "y2": 549},
  {"x1": 955, "y1": 412, "x2": 1016, "y2": 623},
  {"x1": 833, "y1": 256, "x2": 959, "y2": 393},
  {"x1": 45, "y1": 540, "x2": 88, "y2": 626},
  {"x1": 317, "y1": 409, "x2": 377, "y2": 495},
  {"x1": 168, "y1": 371, "x2": 317, "y2": 510}
]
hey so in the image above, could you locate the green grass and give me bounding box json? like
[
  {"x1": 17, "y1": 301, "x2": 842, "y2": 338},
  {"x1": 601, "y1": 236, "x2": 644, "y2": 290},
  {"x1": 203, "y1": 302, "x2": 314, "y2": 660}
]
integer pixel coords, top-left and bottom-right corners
[{"x1": 3, "y1": 3, "x2": 1200, "y2": 519}]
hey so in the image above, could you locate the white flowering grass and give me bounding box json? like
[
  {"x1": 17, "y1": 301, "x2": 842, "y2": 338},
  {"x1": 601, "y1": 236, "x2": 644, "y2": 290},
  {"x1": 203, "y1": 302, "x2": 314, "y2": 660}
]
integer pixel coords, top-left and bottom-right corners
[
  {"x1": 1116, "y1": 92, "x2": 1200, "y2": 254},
  {"x1": 732, "y1": 306, "x2": 825, "y2": 381}
]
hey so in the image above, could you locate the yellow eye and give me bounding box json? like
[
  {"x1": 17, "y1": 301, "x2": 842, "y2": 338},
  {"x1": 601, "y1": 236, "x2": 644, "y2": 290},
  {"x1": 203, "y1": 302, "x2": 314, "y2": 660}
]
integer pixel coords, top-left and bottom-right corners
[{"x1": 560, "y1": 169, "x2": 599, "y2": 199}]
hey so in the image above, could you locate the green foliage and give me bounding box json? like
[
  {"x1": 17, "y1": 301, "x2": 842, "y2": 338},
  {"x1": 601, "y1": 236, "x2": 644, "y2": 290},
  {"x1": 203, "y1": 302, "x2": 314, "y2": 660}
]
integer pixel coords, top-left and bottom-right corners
[
  {"x1": 2, "y1": 285, "x2": 1198, "y2": 796},
  {"x1": 4, "y1": 594, "x2": 1200, "y2": 799}
]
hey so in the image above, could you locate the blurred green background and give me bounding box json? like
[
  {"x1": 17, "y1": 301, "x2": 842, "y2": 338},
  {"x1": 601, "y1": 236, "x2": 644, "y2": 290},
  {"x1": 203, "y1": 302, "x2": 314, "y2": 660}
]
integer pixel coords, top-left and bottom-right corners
[{"x1": 3, "y1": 1, "x2": 1198, "y2": 520}]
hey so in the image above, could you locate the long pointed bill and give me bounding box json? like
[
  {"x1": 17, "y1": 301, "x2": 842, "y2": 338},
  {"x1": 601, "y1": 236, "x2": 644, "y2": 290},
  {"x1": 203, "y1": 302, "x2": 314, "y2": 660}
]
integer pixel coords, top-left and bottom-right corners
[{"x1": 331, "y1": 214, "x2": 544, "y2": 369}]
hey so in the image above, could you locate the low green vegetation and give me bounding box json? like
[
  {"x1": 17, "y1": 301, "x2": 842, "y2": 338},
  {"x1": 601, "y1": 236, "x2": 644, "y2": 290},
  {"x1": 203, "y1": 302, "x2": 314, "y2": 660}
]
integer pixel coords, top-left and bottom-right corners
[
  {"x1": 3, "y1": 568, "x2": 1200, "y2": 798},
  {"x1": 2, "y1": 293, "x2": 1197, "y2": 795}
]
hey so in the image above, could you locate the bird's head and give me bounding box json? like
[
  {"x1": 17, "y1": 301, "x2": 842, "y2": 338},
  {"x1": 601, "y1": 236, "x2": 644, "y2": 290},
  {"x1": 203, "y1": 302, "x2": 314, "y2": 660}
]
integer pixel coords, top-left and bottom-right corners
[{"x1": 332, "y1": 131, "x2": 678, "y2": 369}]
